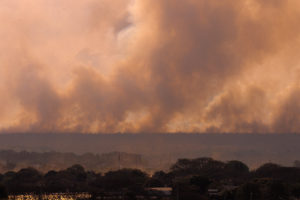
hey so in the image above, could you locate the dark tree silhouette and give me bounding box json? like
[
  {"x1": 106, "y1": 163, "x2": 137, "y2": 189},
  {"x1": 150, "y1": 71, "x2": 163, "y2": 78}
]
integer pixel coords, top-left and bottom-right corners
[
  {"x1": 43, "y1": 165, "x2": 88, "y2": 193},
  {"x1": 291, "y1": 183, "x2": 300, "y2": 198},
  {"x1": 236, "y1": 182, "x2": 261, "y2": 200},
  {"x1": 266, "y1": 180, "x2": 289, "y2": 200},
  {"x1": 190, "y1": 176, "x2": 211, "y2": 194},
  {"x1": 224, "y1": 160, "x2": 250, "y2": 184},
  {"x1": 172, "y1": 177, "x2": 208, "y2": 200},
  {"x1": 3, "y1": 168, "x2": 42, "y2": 194},
  {"x1": 0, "y1": 184, "x2": 7, "y2": 199},
  {"x1": 102, "y1": 169, "x2": 148, "y2": 192},
  {"x1": 171, "y1": 157, "x2": 225, "y2": 179},
  {"x1": 0, "y1": 158, "x2": 299, "y2": 200},
  {"x1": 254, "y1": 163, "x2": 300, "y2": 183},
  {"x1": 147, "y1": 171, "x2": 172, "y2": 187},
  {"x1": 225, "y1": 160, "x2": 249, "y2": 174}
]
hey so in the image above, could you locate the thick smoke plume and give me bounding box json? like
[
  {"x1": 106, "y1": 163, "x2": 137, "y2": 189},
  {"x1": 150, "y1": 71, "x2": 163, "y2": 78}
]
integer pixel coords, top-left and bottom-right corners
[{"x1": 0, "y1": 0, "x2": 300, "y2": 133}]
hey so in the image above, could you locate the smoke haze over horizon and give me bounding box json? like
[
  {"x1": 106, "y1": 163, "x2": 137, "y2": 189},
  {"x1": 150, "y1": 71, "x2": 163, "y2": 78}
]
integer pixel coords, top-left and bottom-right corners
[{"x1": 1, "y1": 0, "x2": 300, "y2": 134}]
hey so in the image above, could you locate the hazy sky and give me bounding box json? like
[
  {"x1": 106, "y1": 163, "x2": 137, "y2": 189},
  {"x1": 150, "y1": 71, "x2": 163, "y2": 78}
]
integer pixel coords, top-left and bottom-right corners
[{"x1": 0, "y1": 0, "x2": 300, "y2": 134}]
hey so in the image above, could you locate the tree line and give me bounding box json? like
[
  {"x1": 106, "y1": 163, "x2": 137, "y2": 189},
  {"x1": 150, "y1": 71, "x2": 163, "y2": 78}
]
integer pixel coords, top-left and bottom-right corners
[
  {"x1": 0, "y1": 157, "x2": 300, "y2": 200},
  {"x1": 0, "y1": 150, "x2": 144, "y2": 173}
]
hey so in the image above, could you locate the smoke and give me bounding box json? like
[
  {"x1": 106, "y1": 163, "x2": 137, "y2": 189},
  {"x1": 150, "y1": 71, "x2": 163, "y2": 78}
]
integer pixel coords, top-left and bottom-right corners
[{"x1": 0, "y1": 0, "x2": 300, "y2": 133}]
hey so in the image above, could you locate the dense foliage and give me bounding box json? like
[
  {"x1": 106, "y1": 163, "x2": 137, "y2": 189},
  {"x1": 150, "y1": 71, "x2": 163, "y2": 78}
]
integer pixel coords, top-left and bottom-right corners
[{"x1": 0, "y1": 158, "x2": 300, "y2": 200}]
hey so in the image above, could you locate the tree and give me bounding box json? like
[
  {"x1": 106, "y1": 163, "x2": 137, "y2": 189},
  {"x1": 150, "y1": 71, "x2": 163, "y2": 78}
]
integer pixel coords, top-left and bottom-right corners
[
  {"x1": 0, "y1": 184, "x2": 7, "y2": 199},
  {"x1": 255, "y1": 163, "x2": 281, "y2": 177},
  {"x1": 147, "y1": 171, "x2": 172, "y2": 187},
  {"x1": 225, "y1": 160, "x2": 249, "y2": 183},
  {"x1": 65, "y1": 164, "x2": 87, "y2": 182},
  {"x1": 0, "y1": 174, "x2": 3, "y2": 182},
  {"x1": 43, "y1": 165, "x2": 88, "y2": 193},
  {"x1": 291, "y1": 183, "x2": 300, "y2": 198},
  {"x1": 43, "y1": 170, "x2": 64, "y2": 193},
  {"x1": 190, "y1": 176, "x2": 211, "y2": 194},
  {"x1": 225, "y1": 160, "x2": 249, "y2": 174},
  {"x1": 4, "y1": 168, "x2": 42, "y2": 194},
  {"x1": 235, "y1": 182, "x2": 261, "y2": 200},
  {"x1": 170, "y1": 157, "x2": 225, "y2": 179},
  {"x1": 103, "y1": 169, "x2": 148, "y2": 193},
  {"x1": 254, "y1": 163, "x2": 300, "y2": 183},
  {"x1": 172, "y1": 177, "x2": 208, "y2": 200},
  {"x1": 265, "y1": 180, "x2": 289, "y2": 200}
]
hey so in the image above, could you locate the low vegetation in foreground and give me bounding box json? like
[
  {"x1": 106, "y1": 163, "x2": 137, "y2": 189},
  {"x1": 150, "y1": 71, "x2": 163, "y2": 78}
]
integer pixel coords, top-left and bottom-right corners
[{"x1": 1, "y1": 158, "x2": 300, "y2": 200}]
